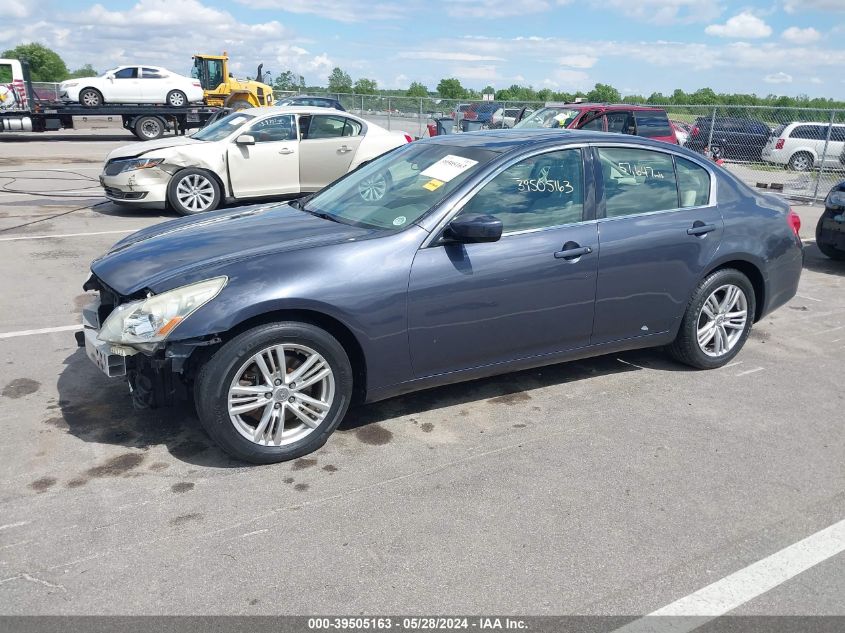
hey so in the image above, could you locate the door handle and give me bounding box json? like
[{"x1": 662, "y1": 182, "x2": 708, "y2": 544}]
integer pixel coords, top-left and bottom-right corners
[
  {"x1": 554, "y1": 245, "x2": 592, "y2": 260},
  {"x1": 338, "y1": 145, "x2": 352, "y2": 153},
  {"x1": 278, "y1": 148, "x2": 294, "y2": 155},
  {"x1": 687, "y1": 222, "x2": 717, "y2": 236}
]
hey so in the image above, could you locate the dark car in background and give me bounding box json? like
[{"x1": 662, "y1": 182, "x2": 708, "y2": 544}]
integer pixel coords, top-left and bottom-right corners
[
  {"x1": 79, "y1": 130, "x2": 803, "y2": 464},
  {"x1": 684, "y1": 116, "x2": 771, "y2": 162},
  {"x1": 275, "y1": 95, "x2": 346, "y2": 111},
  {"x1": 514, "y1": 103, "x2": 678, "y2": 144},
  {"x1": 816, "y1": 180, "x2": 845, "y2": 260}
]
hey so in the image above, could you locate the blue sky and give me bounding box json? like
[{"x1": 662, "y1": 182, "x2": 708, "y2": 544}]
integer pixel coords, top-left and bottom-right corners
[{"x1": 2, "y1": 0, "x2": 845, "y2": 99}]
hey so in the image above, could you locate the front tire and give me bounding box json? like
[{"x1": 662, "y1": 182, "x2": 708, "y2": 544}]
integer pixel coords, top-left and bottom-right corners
[
  {"x1": 167, "y1": 168, "x2": 221, "y2": 215},
  {"x1": 79, "y1": 88, "x2": 102, "y2": 107},
  {"x1": 166, "y1": 90, "x2": 187, "y2": 107},
  {"x1": 668, "y1": 269, "x2": 755, "y2": 369},
  {"x1": 194, "y1": 322, "x2": 353, "y2": 464}
]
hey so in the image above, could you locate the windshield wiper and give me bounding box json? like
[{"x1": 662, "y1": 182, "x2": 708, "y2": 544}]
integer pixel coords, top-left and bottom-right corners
[{"x1": 289, "y1": 196, "x2": 343, "y2": 224}]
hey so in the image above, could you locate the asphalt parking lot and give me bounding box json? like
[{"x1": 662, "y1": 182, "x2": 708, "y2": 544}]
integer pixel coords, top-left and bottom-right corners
[{"x1": 1, "y1": 128, "x2": 844, "y2": 621}]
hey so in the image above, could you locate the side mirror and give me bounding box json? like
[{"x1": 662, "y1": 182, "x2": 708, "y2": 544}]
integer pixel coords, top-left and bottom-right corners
[
  {"x1": 444, "y1": 214, "x2": 503, "y2": 244},
  {"x1": 235, "y1": 134, "x2": 255, "y2": 145},
  {"x1": 106, "y1": 74, "x2": 114, "y2": 81}
]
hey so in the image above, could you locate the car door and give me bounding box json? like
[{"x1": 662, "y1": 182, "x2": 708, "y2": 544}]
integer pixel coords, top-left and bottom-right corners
[
  {"x1": 407, "y1": 147, "x2": 599, "y2": 377},
  {"x1": 298, "y1": 115, "x2": 364, "y2": 191},
  {"x1": 140, "y1": 67, "x2": 168, "y2": 103},
  {"x1": 591, "y1": 145, "x2": 722, "y2": 345},
  {"x1": 109, "y1": 67, "x2": 141, "y2": 102},
  {"x1": 227, "y1": 114, "x2": 300, "y2": 198}
]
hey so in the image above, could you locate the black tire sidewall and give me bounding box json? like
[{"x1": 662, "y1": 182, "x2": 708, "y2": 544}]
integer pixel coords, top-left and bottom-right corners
[
  {"x1": 195, "y1": 322, "x2": 353, "y2": 464},
  {"x1": 134, "y1": 117, "x2": 163, "y2": 140},
  {"x1": 672, "y1": 269, "x2": 756, "y2": 369},
  {"x1": 166, "y1": 168, "x2": 221, "y2": 215},
  {"x1": 816, "y1": 216, "x2": 845, "y2": 260}
]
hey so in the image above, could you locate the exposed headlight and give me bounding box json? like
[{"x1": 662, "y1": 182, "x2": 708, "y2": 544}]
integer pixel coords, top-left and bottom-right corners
[
  {"x1": 98, "y1": 277, "x2": 227, "y2": 346},
  {"x1": 826, "y1": 189, "x2": 845, "y2": 208},
  {"x1": 116, "y1": 158, "x2": 164, "y2": 173}
]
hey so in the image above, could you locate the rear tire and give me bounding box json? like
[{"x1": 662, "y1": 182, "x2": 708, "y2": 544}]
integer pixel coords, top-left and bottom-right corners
[
  {"x1": 788, "y1": 152, "x2": 813, "y2": 172},
  {"x1": 816, "y1": 216, "x2": 845, "y2": 260},
  {"x1": 668, "y1": 268, "x2": 756, "y2": 369},
  {"x1": 227, "y1": 99, "x2": 253, "y2": 111},
  {"x1": 133, "y1": 116, "x2": 165, "y2": 140},
  {"x1": 166, "y1": 90, "x2": 187, "y2": 107},
  {"x1": 167, "y1": 168, "x2": 221, "y2": 215},
  {"x1": 79, "y1": 88, "x2": 102, "y2": 107},
  {"x1": 194, "y1": 322, "x2": 353, "y2": 464}
]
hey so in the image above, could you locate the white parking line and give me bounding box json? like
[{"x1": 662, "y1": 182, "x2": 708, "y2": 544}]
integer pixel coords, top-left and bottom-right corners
[
  {"x1": 614, "y1": 518, "x2": 845, "y2": 633},
  {"x1": 795, "y1": 294, "x2": 822, "y2": 302},
  {"x1": 0, "y1": 229, "x2": 135, "y2": 242},
  {"x1": 0, "y1": 324, "x2": 81, "y2": 340},
  {"x1": 735, "y1": 367, "x2": 765, "y2": 377}
]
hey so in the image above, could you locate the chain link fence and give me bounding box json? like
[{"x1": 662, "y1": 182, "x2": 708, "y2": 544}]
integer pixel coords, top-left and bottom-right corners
[{"x1": 21, "y1": 83, "x2": 845, "y2": 202}]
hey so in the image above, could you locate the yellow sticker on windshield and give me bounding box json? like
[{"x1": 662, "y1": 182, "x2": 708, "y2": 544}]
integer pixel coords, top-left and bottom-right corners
[{"x1": 423, "y1": 179, "x2": 444, "y2": 191}]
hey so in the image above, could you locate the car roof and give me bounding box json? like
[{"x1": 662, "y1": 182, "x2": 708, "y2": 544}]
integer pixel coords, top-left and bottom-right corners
[
  {"x1": 421, "y1": 128, "x2": 702, "y2": 157},
  {"x1": 283, "y1": 95, "x2": 338, "y2": 101},
  {"x1": 543, "y1": 102, "x2": 666, "y2": 112},
  {"x1": 250, "y1": 106, "x2": 353, "y2": 117}
]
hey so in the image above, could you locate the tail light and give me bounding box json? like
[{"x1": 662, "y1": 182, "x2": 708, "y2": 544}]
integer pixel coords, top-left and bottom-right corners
[
  {"x1": 775, "y1": 138, "x2": 785, "y2": 150},
  {"x1": 192, "y1": 81, "x2": 201, "y2": 88},
  {"x1": 787, "y1": 208, "x2": 801, "y2": 237},
  {"x1": 403, "y1": 134, "x2": 413, "y2": 143},
  {"x1": 691, "y1": 126, "x2": 699, "y2": 138}
]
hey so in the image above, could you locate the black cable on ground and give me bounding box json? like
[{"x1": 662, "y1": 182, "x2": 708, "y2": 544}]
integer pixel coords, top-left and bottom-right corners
[{"x1": 0, "y1": 168, "x2": 103, "y2": 197}]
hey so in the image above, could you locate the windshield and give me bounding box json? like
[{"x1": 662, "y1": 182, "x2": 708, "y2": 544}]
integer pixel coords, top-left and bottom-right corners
[
  {"x1": 99, "y1": 68, "x2": 118, "y2": 78},
  {"x1": 302, "y1": 142, "x2": 499, "y2": 230},
  {"x1": 192, "y1": 112, "x2": 255, "y2": 142},
  {"x1": 514, "y1": 107, "x2": 580, "y2": 129}
]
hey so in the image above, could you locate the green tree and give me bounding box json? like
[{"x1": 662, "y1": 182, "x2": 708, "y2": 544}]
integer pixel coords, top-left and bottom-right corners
[
  {"x1": 273, "y1": 70, "x2": 305, "y2": 92},
  {"x1": 436, "y1": 77, "x2": 466, "y2": 100},
  {"x1": 586, "y1": 83, "x2": 621, "y2": 103},
  {"x1": 68, "y1": 64, "x2": 98, "y2": 79},
  {"x1": 353, "y1": 78, "x2": 378, "y2": 94},
  {"x1": 1, "y1": 42, "x2": 69, "y2": 81},
  {"x1": 406, "y1": 81, "x2": 428, "y2": 97},
  {"x1": 327, "y1": 67, "x2": 352, "y2": 93}
]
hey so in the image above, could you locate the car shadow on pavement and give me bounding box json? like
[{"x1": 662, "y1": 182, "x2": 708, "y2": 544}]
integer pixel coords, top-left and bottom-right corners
[
  {"x1": 339, "y1": 347, "x2": 692, "y2": 432},
  {"x1": 55, "y1": 349, "x2": 245, "y2": 468},
  {"x1": 802, "y1": 242, "x2": 845, "y2": 276}
]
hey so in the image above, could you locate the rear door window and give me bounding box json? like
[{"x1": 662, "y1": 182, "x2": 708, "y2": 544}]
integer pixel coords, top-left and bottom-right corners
[
  {"x1": 580, "y1": 115, "x2": 605, "y2": 131},
  {"x1": 305, "y1": 115, "x2": 346, "y2": 139},
  {"x1": 597, "y1": 147, "x2": 678, "y2": 218},
  {"x1": 343, "y1": 118, "x2": 363, "y2": 136},
  {"x1": 675, "y1": 157, "x2": 711, "y2": 208},
  {"x1": 606, "y1": 111, "x2": 635, "y2": 135},
  {"x1": 141, "y1": 68, "x2": 164, "y2": 79},
  {"x1": 633, "y1": 111, "x2": 672, "y2": 138}
]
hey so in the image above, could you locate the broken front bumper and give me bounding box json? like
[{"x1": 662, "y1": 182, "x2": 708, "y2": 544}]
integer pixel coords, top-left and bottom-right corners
[
  {"x1": 99, "y1": 170, "x2": 169, "y2": 208},
  {"x1": 79, "y1": 298, "x2": 127, "y2": 378}
]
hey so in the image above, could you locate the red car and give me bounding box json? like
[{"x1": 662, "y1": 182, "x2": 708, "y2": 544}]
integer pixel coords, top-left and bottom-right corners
[{"x1": 514, "y1": 103, "x2": 678, "y2": 145}]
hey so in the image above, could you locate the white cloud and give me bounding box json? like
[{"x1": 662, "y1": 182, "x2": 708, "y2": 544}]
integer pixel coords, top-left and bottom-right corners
[
  {"x1": 784, "y1": 0, "x2": 845, "y2": 12},
  {"x1": 398, "y1": 51, "x2": 504, "y2": 62},
  {"x1": 0, "y1": 1, "x2": 29, "y2": 18},
  {"x1": 781, "y1": 26, "x2": 821, "y2": 44},
  {"x1": 599, "y1": 0, "x2": 722, "y2": 24},
  {"x1": 451, "y1": 65, "x2": 501, "y2": 81},
  {"x1": 236, "y1": 0, "x2": 404, "y2": 22},
  {"x1": 558, "y1": 54, "x2": 598, "y2": 68},
  {"x1": 554, "y1": 69, "x2": 590, "y2": 88},
  {"x1": 764, "y1": 72, "x2": 793, "y2": 83},
  {"x1": 447, "y1": 0, "x2": 571, "y2": 18},
  {"x1": 810, "y1": 77, "x2": 823, "y2": 84},
  {"x1": 705, "y1": 12, "x2": 772, "y2": 38}
]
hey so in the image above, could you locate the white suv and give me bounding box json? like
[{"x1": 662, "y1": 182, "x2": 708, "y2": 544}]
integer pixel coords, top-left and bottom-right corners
[{"x1": 762, "y1": 122, "x2": 845, "y2": 171}]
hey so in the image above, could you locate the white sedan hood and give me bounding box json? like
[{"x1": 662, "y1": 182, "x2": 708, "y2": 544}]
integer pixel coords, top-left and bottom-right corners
[{"x1": 106, "y1": 136, "x2": 204, "y2": 161}]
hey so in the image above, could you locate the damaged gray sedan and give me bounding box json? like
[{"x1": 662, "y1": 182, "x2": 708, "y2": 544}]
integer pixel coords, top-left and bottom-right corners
[{"x1": 98, "y1": 107, "x2": 411, "y2": 215}]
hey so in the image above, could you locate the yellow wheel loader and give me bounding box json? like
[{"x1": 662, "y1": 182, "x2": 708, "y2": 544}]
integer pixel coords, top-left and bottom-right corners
[{"x1": 192, "y1": 53, "x2": 274, "y2": 110}]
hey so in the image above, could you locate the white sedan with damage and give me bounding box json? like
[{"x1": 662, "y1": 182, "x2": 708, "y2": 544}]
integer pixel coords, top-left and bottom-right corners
[{"x1": 99, "y1": 107, "x2": 412, "y2": 215}]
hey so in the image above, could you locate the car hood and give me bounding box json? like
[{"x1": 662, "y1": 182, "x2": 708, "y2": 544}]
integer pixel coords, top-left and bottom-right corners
[
  {"x1": 91, "y1": 202, "x2": 378, "y2": 296},
  {"x1": 106, "y1": 136, "x2": 204, "y2": 161}
]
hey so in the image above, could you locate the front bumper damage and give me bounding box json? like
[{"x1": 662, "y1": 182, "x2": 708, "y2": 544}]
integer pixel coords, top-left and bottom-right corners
[
  {"x1": 76, "y1": 278, "x2": 208, "y2": 409},
  {"x1": 99, "y1": 167, "x2": 170, "y2": 208}
]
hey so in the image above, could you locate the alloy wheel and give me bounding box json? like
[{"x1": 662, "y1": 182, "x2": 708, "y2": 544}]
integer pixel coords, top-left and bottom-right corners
[
  {"x1": 696, "y1": 284, "x2": 748, "y2": 357},
  {"x1": 227, "y1": 343, "x2": 335, "y2": 446},
  {"x1": 175, "y1": 174, "x2": 215, "y2": 212},
  {"x1": 168, "y1": 92, "x2": 185, "y2": 107}
]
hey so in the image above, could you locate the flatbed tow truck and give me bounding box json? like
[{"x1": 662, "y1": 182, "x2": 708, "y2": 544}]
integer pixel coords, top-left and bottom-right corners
[{"x1": 0, "y1": 59, "x2": 227, "y2": 140}]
